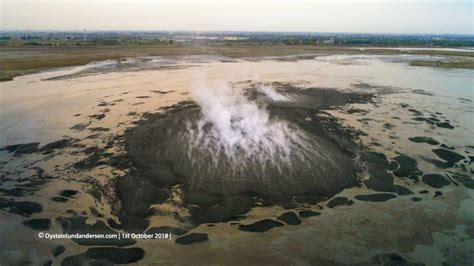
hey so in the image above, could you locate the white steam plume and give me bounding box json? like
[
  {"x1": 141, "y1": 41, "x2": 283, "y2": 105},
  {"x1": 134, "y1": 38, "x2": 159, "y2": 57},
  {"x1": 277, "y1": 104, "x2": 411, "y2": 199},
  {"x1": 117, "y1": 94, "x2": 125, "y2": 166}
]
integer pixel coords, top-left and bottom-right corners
[
  {"x1": 257, "y1": 85, "x2": 290, "y2": 102},
  {"x1": 185, "y1": 82, "x2": 313, "y2": 174}
]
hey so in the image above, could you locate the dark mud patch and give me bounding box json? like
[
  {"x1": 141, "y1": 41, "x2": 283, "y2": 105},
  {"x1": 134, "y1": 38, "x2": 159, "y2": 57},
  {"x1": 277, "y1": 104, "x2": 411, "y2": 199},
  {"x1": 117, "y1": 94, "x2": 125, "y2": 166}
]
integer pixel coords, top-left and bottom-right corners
[
  {"x1": 151, "y1": 90, "x2": 172, "y2": 94},
  {"x1": 412, "y1": 117, "x2": 435, "y2": 125},
  {"x1": 61, "y1": 247, "x2": 145, "y2": 265},
  {"x1": 408, "y1": 109, "x2": 454, "y2": 131},
  {"x1": 355, "y1": 193, "x2": 397, "y2": 202},
  {"x1": 451, "y1": 173, "x2": 474, "y2": 189},
  {"x1": 0, "y1": 187, "x2": 28, "y2": 197},
  {"x1": 436, "y1": 122, "x2": 454, "y2": 129},
  {"x1": 106, "y1": 218, "x2": 122, "y2": 230},
  {"x1": 89, "y1": 127, "x2": 109, "y2": 132},
  {"x1": 14, "y1": 142, "x2": 41, "y2": 155},
  {"x1": 408, "y1": 108, "x2": 423, "y2": 116},
  {"x1": 72, "y1": 150, "x2": 117, "y2": 170},
  {"x1": 1, "y1": 142, "x2": 40, "y2": 156},
  {"x1": 409, "y1": 136, "x2": 440, "y2": 145},
  {"x1": 394, "y1": 185, "x2": 413, "y2": 195},
  {"x1": 22, "y1": 218, "x2": 51, "y2": 231},
  {"x1": 422, "y1": 174, "x2": 451, "y2": 188},
  {"x1": 52, "y1": 191, "x2": 79, "y2": 203},
  {"x1": 59, "y1": 189, "x2": 79, "y2": 198},
  {"x1": 431, "y1": 149, "x2": 465, "y2": 168},
  {"x1": 361, "y1": 151, "x2": 405, "y2": 193},
  {"x1": 52, "y1": 245, "x2": 66, "y2": 257},
  {"x1": 51, "y1": 196, "x2": 70, "y2": 203},
  {"x1": 346, "y1": 108, "x2": 368, "y2": 115},
  {"x1": 298, "y1": 210, "x2": 321, "y2": 218},
  {"x1": 393, "y1": 155, "x2": 422, "y2": 181},
  {"x1": 458, "y1": 97, "x2": 472, "y2": 103},
  {"x1": 70, "y1": 122, "x2": 91, "y2": 132},
  {"x1": 98, "y1": 101, "x2": 116, "y2": 107},
  {"x1": 277, "y1": 211, "x2": 301, "y2": 225},
  {"x1": 383, "y1": 123, "x2": 396, "y2": 130},
  {"x1": 0, "y1": 199, "x2": 43, "y2": 217},
  {"x1": 40, "y1": 139, "x2": 70, "y2": 152},
  {"x1": 327, "y1": 197, "x2": 353, "y2": 208},
  {"x1": 89, "y1": 113, "x2": 106, "y2": 120},
  {"x1": 175, "y1": 233, "x2": 209, "y2": 245},
  {"x1": 361, "y1": 151, "x2": 398, "y2": 192},
  {"x1": 441, "y1": 144, "x2": 455, "y2": 150},
  {"x1": 238, "y1": 219, "x2": 284, "y2": 232}
]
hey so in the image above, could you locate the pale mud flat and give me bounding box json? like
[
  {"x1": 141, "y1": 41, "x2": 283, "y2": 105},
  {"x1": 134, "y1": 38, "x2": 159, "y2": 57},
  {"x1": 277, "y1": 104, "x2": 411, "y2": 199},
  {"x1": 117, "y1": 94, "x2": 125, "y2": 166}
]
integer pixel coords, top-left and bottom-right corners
[{"x1": 0, "y1": 53, "x2": 473, "y2": 265}]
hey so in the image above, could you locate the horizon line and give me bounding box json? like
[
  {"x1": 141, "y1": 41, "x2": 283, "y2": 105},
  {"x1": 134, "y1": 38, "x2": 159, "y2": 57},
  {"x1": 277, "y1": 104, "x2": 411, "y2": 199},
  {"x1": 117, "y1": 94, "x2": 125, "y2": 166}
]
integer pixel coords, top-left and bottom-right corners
[{"x1": 1, "y1": 29, "x2": 473, "y2": 36}]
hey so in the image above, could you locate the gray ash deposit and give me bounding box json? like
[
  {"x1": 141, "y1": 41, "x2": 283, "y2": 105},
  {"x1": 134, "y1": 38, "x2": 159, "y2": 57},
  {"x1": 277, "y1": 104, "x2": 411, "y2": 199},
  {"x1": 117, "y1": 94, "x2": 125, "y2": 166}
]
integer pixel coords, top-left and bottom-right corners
[{"x1": 123, "y1": 83, "x2": 371, "y2": 223}]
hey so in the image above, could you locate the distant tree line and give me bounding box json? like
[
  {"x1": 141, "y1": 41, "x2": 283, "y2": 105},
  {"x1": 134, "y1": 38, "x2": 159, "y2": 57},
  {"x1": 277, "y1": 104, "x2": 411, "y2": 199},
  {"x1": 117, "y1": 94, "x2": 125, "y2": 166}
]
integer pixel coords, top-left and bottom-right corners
[{"x1": 0, "y1": 32, "x2": 472, "y2": 47}]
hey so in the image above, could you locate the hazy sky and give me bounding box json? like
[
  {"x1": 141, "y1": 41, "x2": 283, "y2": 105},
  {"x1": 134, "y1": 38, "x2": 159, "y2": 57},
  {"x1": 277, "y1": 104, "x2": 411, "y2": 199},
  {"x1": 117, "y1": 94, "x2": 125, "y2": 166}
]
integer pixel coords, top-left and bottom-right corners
[{"x1": 1, "y1": 0, "x2": 472, "y2": 34}]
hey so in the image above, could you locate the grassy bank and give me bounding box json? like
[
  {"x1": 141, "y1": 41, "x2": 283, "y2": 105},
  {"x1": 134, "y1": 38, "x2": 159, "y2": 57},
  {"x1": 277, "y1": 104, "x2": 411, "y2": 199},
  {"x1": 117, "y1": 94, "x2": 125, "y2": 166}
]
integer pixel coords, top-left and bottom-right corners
[{"x1": 409, "y1": 59, "x2": 474, "y2": 69}]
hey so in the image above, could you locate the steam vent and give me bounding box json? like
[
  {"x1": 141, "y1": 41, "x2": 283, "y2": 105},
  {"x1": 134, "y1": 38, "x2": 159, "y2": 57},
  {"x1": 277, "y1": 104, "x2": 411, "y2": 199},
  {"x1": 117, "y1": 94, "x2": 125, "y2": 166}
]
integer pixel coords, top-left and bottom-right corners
[{"x1": 124, "y1": 84, "x2": 369, "y2": 223}]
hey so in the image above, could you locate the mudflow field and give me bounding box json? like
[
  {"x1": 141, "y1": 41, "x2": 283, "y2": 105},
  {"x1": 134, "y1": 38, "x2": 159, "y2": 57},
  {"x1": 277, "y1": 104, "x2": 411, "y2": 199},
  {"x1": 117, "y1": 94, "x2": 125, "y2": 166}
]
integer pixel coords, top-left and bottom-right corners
[{"x1": 0, "y1": 50, "x2": 473, "y2": 265}]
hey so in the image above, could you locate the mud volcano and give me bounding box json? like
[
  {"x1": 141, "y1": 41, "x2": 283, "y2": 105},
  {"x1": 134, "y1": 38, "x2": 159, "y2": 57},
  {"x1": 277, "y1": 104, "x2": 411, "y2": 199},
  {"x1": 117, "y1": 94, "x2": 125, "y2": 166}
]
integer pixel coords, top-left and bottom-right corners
[{"x1": 124, "y1": 83, "x2": 369, "y2": 223}]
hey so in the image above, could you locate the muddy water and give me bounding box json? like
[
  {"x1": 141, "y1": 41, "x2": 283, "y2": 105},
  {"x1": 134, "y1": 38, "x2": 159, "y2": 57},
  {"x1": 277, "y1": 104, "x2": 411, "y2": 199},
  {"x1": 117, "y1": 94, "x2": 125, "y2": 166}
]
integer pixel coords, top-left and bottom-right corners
[{"x1": 0, "y1": 53, "x2": 473, "y2": 265}]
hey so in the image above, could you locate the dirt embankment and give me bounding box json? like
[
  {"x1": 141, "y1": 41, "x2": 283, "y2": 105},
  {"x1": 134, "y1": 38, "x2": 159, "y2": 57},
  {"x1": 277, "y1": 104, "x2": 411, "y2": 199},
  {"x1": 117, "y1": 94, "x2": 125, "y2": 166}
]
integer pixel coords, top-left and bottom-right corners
[{"x1": 1, "y1": 45, "x2": 473, "y2": 81}]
